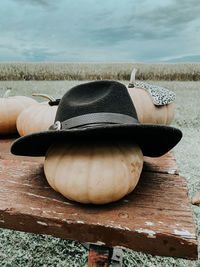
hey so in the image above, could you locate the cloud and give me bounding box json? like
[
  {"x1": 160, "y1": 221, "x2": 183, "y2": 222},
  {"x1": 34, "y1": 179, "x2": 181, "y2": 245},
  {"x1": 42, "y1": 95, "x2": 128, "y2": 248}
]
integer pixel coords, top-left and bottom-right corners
[
  {"x1": 1, "y1": 0, "x2": 200, "y2": 62},
  {"x1": 129, "y1": 0, "x2": 200, "y2": 37},
  {"x1": 87, "y1": 26, "x2": 134, "y2": 46},
  {"x1": 11, "y1": 0, "x2": 56, "y2": 8},
  {"x1": 163, "y1": 54, "x2": 200, "y2": 63},
  {"x1": 87, "y1": 24, "x2": 172, "y2": 47},
  {"x1": 86, "y1": 0, "x2": 200, "y2": 46}
]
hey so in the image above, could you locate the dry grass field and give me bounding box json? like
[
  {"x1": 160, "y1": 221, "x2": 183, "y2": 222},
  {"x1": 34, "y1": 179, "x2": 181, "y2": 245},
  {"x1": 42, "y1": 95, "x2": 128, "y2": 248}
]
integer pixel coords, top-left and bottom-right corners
[{"x1": 0, "y1": 62, "x2": 200, "y2": 81}]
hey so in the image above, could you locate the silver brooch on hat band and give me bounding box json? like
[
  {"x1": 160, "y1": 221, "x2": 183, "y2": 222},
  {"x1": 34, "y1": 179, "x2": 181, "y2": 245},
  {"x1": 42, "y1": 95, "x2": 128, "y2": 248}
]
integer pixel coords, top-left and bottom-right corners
[{"x1": 48, "y1": 121, "x2": 61, "y2": 131}]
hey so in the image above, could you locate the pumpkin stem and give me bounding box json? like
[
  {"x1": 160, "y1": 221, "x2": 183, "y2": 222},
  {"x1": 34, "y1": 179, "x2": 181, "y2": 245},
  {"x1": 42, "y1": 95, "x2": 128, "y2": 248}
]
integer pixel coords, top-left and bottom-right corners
[
  {"x1": 32, "y1": 93, "x2": 56, "y2": 102},
  {"x1": 128, "y1": 68, "x2": 137, "y2": 88},
  {"x1": 3, "y1": 89, "x2": 11, "y2": 98}
]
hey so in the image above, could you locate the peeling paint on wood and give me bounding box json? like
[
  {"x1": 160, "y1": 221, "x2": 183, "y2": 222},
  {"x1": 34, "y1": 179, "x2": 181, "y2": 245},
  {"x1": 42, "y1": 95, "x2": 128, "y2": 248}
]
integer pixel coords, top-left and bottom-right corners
[
  {"x1": 145, "y1": 222, "x2": 154, "y2": 226},
  {"x1": 92, "y1": 241, "x2": 106, "y2": 246},
  {"x1": 135, "y1": 228, "x2": 156, "y2": 238},
  {"x1": 37, "y1": 221, "x2": 48, "y2": 226},
  {"x1": 173, "y1": 229, "x2": 196, "y2": 239},
  {"x1": 168, "y1": 169, "x2": 177, "y2": 174}
]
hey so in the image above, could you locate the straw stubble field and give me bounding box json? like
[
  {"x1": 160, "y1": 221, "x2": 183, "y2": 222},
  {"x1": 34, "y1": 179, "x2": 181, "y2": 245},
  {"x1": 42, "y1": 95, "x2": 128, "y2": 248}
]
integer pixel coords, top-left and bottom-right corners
[
  {"x1": 0, "y1": 70, "x2": 200, "y2": 266},
  {"x1": 0, "y1": 62, "x2": 200, "y2": 81}
]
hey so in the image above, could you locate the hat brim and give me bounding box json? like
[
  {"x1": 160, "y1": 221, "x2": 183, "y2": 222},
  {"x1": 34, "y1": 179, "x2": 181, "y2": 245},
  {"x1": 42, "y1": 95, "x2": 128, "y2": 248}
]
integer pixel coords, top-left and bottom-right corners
[{"x1": 11, "y1": 123, "x2": 182, "y2": 157}]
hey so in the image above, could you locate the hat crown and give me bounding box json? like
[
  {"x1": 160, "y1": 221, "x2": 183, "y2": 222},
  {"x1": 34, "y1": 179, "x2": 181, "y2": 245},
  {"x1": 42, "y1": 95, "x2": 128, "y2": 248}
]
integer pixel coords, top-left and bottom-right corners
[
  {"x1": 66, "y1": 81, "x2": 111, "y2": 106},
  {"x1": 55, "y1": 81, "x2": 138, "y2": 123}
]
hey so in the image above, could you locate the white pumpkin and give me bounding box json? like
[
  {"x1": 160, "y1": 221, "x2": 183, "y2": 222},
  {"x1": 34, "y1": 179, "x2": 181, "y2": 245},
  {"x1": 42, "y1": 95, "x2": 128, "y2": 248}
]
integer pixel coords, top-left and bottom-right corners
[
  {"x1": 0, "y1": 90, "x2": 37, "y2": 135},
  {"x1": 16, "y1": 94, "x2": 58, "y2": 136},
  {"x1": 44, "y1": 141, "x2": 143, "y2": 204}
]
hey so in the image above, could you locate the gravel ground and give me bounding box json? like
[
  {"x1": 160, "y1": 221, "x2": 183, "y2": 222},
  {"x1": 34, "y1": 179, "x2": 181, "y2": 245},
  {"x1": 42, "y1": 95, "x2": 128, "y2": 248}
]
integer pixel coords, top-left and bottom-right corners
[{"x1": 0, "y1": 80, "x2": 200, "y2": 266}]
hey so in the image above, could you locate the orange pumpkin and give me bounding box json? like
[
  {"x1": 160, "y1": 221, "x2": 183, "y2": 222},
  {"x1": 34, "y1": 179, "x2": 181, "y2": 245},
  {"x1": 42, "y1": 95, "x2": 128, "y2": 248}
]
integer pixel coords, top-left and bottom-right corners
[
  {"x1": 16, "y1": 93, "x2": 58, "y2": 136},
  {"x1": 0, "y1": 90, "x2": 37, "y2": 135},
  {"x1": 128, "y1": 86, "x2": 175, "y2": 125},
  {"x1": 127, "y1": 69, "x2": 175, "y2": 125}
]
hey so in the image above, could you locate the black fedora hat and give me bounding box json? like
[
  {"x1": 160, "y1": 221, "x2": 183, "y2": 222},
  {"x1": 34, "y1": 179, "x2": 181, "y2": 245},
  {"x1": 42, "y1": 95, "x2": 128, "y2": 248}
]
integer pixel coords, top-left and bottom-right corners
[{"x1": 11, "y1": 80, "x2": 182, "y2": 157}]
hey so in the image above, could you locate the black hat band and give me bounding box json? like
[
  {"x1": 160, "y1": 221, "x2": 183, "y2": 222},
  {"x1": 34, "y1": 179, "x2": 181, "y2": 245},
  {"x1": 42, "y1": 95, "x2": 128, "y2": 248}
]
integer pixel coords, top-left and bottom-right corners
[{"x1": 49, "y1": 112, "x2": 139, "y2": 131}]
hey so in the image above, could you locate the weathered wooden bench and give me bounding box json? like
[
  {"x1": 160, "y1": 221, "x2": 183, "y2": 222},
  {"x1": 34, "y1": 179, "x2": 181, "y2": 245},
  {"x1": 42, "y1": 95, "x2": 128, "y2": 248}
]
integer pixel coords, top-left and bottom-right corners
[{"x1": 0, "y1": 137, "x2": 198, "y2": 266}]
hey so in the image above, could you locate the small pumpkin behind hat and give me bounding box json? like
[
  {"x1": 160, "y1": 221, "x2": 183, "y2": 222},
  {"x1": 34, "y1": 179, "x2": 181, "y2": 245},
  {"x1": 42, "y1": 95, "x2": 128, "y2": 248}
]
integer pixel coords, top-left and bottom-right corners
[
  {"x1": 0, "y1": 90, "x2": 37, "y2": 135},
  {"x1": 17, "y1": 93, "x2": 59, "y2": 136},
  {"x1": 44, "y1": 141, "x2": 143, "y2": 204},
  {"x1": 127, "y1": 69, "x2": 175, "y2": 125}
]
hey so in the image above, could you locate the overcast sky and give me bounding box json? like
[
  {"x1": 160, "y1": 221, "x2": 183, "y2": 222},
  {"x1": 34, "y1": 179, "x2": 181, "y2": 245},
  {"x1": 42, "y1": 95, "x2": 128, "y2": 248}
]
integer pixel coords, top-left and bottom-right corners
[{"x1": 0, "y1": 0, "x2": 200, "y2": 62}]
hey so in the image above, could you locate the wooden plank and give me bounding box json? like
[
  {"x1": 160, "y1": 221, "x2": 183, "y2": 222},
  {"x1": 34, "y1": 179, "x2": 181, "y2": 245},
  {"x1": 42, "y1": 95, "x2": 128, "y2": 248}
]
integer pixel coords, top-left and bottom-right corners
[
  {"x1": 143, "y1": 151, "x2": 178, "y2": 175},
  {"x1": 0, "y1": 139, "x2": 198, "y2": 259}
]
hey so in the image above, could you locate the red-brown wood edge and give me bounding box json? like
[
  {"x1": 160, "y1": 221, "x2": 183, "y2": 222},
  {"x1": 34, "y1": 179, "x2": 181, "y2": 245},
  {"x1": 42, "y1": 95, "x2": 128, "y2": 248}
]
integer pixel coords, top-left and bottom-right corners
[{"x1": 0, "y1": 138, "x2": 198, "y2": 260}]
